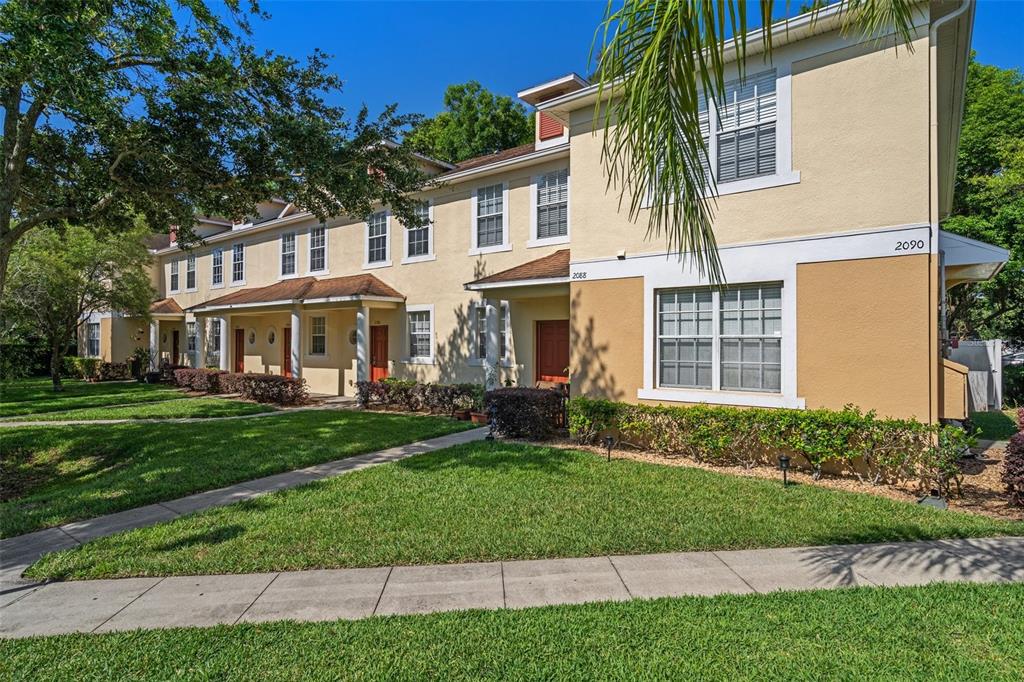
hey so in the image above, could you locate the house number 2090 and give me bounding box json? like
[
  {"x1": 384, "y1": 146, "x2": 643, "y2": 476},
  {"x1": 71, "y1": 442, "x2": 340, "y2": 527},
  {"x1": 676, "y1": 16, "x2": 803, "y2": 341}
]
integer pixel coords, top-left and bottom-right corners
[{"x1": 894, "y1": 240, "x2": 925, "y2": 251}]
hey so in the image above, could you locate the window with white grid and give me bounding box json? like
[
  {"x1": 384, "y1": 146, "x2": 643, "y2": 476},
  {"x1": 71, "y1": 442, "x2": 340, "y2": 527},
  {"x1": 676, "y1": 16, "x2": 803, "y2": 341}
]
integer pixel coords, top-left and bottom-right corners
[
  {"x1": 407, "y1": 203, "x2": 431, "y2": 258},
  {"x1": 716, "y1": 70, "x2": 776, "y2": 183},
  {"x1": 212, "y1": 248, "x2": 223, "y2": 286},
  {"x1": 210, "y1": 319, "x2": 221, "y2": 352},
  {"x1": 281, "y1": 232, "x2": 296, "y2": 276},
  {"x1": 169, "y1": 260, "x2": 179, "y2": 292},
  {"x1": 309, "y1": 226, "x2": 326, "y2": 272},
  {"x1": 231, "y1": 243, "x2": 244, "y2": 282},
  {"x1": 186, "y1": 254, "x2": 196, "y2": 289},
  {"x1": 309, "y1": 316, "x2": 326, "y2": 355},
  {"x1": 476, "y1": 184, "x2": 504, "y2": 248},
  {"x1": 408, "y1": 310, "x2": 432, "y2": 359},
  {"x1": 367, "y1": 212, "x2": 388, "y2": 263},
  {"x1": 657, "y1": 289, "x2": 713, "y2": 389},
  {"x1": 474, "y1": 302, "x2": 509, "y2": 361},
  {"x1": 536, "y1": 170, "x2": 568, "y2": 239},
  {"x1": 720, "y1": 284, "x2": 782, "y2": 392},
  {"x1": 86, "y1": 323, "x2": 100, "y2": 357},
  {"x1": 187, "y1": 321, "x2": 196, "y2": 352}
]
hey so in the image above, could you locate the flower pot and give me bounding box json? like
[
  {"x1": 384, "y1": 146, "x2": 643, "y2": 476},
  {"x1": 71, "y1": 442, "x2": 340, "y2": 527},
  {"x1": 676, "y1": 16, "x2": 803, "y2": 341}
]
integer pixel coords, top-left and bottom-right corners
[
  {"x1": 453, "y1": 408, "x2": 471, "y2": 421},
  {"x1": 470, "y1": 411, "x2": 489, "y2": 425}
]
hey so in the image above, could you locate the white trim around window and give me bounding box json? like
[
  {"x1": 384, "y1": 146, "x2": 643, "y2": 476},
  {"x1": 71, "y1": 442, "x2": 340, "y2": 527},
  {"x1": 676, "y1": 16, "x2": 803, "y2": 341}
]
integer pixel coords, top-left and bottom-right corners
[
  {"x1": 306, "y1": 224, "x2": 329, "y2": 275},
  {"x1": 528, "y1": 168, "x2": 570, "y2": 248},
  {"x1": 168, "y1": 260, "x2": 180, "y2": 294},
  {"x1": 402, "y1": 200, "x2": 436, "y2": 264},
  {"x1": 363, "y1": 210, "x2": 392, "y2": 269},
  {"x1": 230, "y1": 242, "x2": 246, "y2": 286},
  {"x1": 185, "y1": 253, "x2": 197, "y2": 292},
  {"x1": 307, "y1": 314, "x2": 327, "y2": 357},
  {"x1": 468, "y1": 300, "x2": 512, "y2": 367},
  {"x1": 279, "y1": 231, "x2": 298, "y2": 279},
  {"x1": 403, "y1": 303, "x2": 435, "y2": 365},
  {"x1": 469, "y1": 182, "x2": 511, "y2": 255},
  {"x1": 211, "y1": 247, "x2": 224, "y2": 289}
]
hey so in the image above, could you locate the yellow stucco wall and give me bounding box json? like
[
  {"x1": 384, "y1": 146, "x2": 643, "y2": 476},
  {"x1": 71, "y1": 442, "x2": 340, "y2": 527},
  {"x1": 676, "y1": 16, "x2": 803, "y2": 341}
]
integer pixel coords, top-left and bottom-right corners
[
  {"x1": 570, "y1": 277, "x2": 645, "y2": 401},
  {"x1": 940, "y1": 359, "x2": 968, "y2": 421}
]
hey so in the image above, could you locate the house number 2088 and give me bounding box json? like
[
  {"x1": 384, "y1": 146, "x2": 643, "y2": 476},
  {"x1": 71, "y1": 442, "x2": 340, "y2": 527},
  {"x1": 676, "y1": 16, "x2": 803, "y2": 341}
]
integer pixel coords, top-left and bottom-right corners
[
  {"x1": 571, "y1": 272, "x2": 588, "y2": 280},
  {"x1": 894, "y1": 240, "x2": 925, "y2": 251}
]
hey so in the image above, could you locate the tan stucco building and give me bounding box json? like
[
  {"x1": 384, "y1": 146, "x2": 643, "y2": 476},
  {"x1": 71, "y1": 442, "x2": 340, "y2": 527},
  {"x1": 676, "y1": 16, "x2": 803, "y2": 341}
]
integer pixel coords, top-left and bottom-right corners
[{"x1": 87, "y1": 1, "x2": 1005, "y2": 423}]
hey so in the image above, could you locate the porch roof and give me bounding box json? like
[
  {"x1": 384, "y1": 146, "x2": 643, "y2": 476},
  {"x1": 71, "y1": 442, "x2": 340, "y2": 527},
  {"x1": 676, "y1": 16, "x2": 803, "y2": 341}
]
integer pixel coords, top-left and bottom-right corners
[
  {"x1": 939, "y1": 230, "x2": 1009, "y2": 285},
  {"x1": 189, "y1": 274, "x2": 404, "y2": 313},
  {"x1": 465, "y1": 249, "x2": 570, "y2": 291},
  {"x1": 150, "y1": 297, "x2": 184, "y2": 316}
]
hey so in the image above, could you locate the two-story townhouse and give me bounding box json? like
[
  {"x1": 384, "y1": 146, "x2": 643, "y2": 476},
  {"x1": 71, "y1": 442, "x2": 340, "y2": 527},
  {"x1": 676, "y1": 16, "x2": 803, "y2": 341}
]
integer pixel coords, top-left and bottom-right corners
[{"x1": 87, "y1": 0, "x2": 1005, "y2": 422}]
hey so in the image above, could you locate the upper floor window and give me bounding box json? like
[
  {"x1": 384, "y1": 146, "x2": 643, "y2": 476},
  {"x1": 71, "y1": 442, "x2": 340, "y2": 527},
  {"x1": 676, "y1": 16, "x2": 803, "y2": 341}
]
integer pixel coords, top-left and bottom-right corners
[
  {"x1": 309, "y1": 226, "x2": 327, "y2": 273},
  {"x1": 186, "y1": 254, "x2": 196, "y2": 290},
  {"x1": 169, "y1": 260, "x2": 179, "y2": 292},
  {"x1": 212, "y1": 248, "x2": 223, "y2": 286},
  {"x1": 712, "y1": 70, "x2": 777, "y2": 184},
  {"x1": 231, "y1": 243, "x2": 245, "y2": 283},
  {"x1": 534, "y1": 169, "x2": 569, "y2": 242},
  {"x1": 281, "y1": 232, "x2": 296, "y2": 276},
  {"x1": 405, "y1": 202, "x2": 432, "y2": 261},
  {"x1": 86, "y1": 322, "x2": 100, "y2": 357},
  {"x1": 309, "y1": 316, "x2": 326, "y2": 355},
  {"x1": 472, "y1": 183, "x2": 507, "y2": 252},
  {"x1": 365, "y1": 211, "x2": 389, "y2": 266}
]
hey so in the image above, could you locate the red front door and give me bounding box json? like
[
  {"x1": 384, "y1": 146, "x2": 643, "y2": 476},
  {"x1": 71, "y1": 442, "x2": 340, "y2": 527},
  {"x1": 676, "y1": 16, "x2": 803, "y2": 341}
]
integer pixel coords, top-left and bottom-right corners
[
  {"x1": 370, "y1": 325, "x2": 388, "y2": 382},
  {"x1": 234, "y1": 328, "x2": 245, "y2": 373},
  {"x1": 536, "y1": 320, "x2": 570, "y2": 383},
  {"x1": 172, "y1": 330, "x2": 180, "y2": 365},
  {"x1": 282, "y1": 327, "x2": 292, "y2": 378}
]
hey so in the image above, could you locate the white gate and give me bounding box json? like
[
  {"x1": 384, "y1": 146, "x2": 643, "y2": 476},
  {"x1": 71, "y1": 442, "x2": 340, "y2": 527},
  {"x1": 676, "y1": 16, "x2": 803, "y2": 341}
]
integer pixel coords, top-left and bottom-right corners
[{"x1": 948, "y1": 339, "x2": 1003, "y2": 411}]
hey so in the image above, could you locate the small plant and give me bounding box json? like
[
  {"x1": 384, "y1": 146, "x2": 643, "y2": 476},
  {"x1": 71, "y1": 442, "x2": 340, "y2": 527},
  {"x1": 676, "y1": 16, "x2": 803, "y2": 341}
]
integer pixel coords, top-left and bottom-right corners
[{"x1": 1003, "y1": 425, "x2": 1024, "y2": 508}]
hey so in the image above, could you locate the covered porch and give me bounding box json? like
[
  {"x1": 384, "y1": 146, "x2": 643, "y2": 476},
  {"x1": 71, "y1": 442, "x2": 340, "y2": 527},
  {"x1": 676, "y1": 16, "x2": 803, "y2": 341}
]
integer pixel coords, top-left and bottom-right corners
[{"x1": 148, "y1": 298, "x2": 187, "y2": 368}]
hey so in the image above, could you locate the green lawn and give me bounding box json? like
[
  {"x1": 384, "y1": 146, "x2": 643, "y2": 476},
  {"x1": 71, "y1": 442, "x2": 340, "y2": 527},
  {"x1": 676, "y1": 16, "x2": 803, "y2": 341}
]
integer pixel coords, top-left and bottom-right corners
[
  {"x1": 1, "y1": 411, "x2": 474, "y2": 538},
  {"x1": 28, "y1": 442, "x2": 1021, "y2": 580},
  {"x1": 972, "y1": 409, "x2": 1020, "y2": 441},
  {"x1": 2, "y1": 583, "x2": 1022, "y2": 680},
  {"x1": 9, "y1": 397, "x2": 274, "y2": 421},
  {"x1": 0, "y1": 378, "x2": 180, "y2": 418}
]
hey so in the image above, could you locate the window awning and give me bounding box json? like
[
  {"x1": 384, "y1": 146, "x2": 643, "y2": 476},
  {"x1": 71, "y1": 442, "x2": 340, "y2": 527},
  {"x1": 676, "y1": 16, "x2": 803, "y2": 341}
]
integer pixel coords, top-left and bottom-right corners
[{"x1": 939, "y1": 230, "x2": 1010, "y2": 286}]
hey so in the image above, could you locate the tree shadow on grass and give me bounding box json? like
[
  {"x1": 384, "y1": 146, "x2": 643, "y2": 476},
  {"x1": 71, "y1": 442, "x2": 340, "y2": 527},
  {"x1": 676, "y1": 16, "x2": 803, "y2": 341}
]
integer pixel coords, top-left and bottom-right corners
[
  {"x1": 153, "y1": 524, "x2": 246, "y2": 552},
  {"x1": 395, "y1": 442, "x2": 583, "y2": 477}
]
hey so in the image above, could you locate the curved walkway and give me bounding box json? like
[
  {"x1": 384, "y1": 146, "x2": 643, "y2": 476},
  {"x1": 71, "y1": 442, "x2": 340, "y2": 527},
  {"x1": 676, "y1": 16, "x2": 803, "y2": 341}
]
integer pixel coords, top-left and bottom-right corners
[{"x1": 1, "y1": 536, "x2": 1021, "y2": 638}]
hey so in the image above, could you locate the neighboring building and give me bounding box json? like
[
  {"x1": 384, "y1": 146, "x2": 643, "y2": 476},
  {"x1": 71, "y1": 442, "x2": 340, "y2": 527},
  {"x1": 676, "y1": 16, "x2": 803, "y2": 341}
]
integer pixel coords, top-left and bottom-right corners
[{"x1": 89, "y1": 1, "x2": 1005, "y2": 422}]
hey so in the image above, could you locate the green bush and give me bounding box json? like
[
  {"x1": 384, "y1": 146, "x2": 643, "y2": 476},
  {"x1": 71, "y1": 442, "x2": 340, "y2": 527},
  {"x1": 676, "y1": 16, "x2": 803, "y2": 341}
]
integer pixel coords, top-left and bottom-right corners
[
  {"x1": 484, "y1": 388, "x2": 566, "y2": 440},
  {"x1": 1004, "y1": 365, "x2": 1024, "y2": 407},
  {"x1": 356, "y1": 380, "x2": 483, "y2": 414},
  {"x1": 62, "y1": 356, "x2": 100, "y2": 379},
  {"x1": 568, "y1": 397, "x2": 972, "y2": 494}
]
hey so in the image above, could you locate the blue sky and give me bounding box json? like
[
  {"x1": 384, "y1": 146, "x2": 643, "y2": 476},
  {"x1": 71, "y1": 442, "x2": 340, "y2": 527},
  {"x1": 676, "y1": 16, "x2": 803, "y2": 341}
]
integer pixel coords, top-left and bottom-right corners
[{"x1": 247, "y1": 0, "x2": 1024, "y2": 120}]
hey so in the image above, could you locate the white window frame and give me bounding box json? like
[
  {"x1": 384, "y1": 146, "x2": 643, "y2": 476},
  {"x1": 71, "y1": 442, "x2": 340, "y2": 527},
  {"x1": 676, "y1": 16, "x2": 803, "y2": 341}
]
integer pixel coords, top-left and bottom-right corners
[
  {"x1": 209, "y1": 319, "x2": 222, "y2": 357},
  {"x1": 85, "y1": 322, "x2": 101, "y2": 358},
  {"x1": 169, "y1": 260, "x2": 180, "y2": 293},
  {"x1": 469, "y1": 300, "x2": 511, "y2": 367},
  {"x1": 307, "y1": 225, "x2": 329, "y2": 275},
  {"x1": 403, "y1": 304, "x2": 435, "y2": 365},
  {"x1": 308, "y1": 315, "x2": 327, "y2": 356},
  {"x1": 186, "y1": 320, "x2": 197, "y2": 356},
  {"x1": 402, "y1": 200, "x2": 435, "y2": 264},
  {"x1": 231, "y1": 243, "x2": 246, "y2": 286},
  {"x1": 211, "y1": 248, "x2": 224, "y2": 288},
  {"x1": 363, "y1": 210, "x2": 391, "y2": 269},
  {"x1": 469, "y1": 182, "x2": 511, "y2": 255},
  {"x1": 185, "y1": 253, "x2": 197, "y2": 291},
  {"x1": 280, "y1": 231, "x2": 297, "y2": 278},
  {"x1": 528, "y1": 169, "x2": 571, "y2": 248}
]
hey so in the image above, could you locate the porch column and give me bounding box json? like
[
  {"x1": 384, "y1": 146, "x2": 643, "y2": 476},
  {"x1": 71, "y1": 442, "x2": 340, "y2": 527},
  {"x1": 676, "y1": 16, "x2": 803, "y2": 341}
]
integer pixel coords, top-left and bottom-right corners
[
  {"x1": 290, "y1": 306, "x2": 302, "y2": 380},
  {"x1": 148, "y1": 320, "x2": 159, "y2": 371},
  {"x1": 356, "y1": 305, "x2": 369, "y2": 382},
  {"x1": 484, "y1": 298, "x2": 499, "y2": 390},
  {"x1": 218, "y1": 315, "x2": 230, "y2": 371}
]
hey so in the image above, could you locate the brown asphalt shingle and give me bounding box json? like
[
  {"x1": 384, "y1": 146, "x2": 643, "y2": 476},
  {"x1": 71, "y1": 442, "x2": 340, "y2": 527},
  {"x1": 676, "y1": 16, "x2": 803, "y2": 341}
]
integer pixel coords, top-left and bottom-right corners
[
  {"x1": 191, "y1": 274, "x2": 403, "y2": 310},
  {"x1": 438, "y1": 143, "x2": 538, "y2": 176},
  {"x1": 467, "y1": 249, "x2": 570, "y2": 286},
  {"x1": 150, "y1": 298, "x2": 184, "y2": 315}
]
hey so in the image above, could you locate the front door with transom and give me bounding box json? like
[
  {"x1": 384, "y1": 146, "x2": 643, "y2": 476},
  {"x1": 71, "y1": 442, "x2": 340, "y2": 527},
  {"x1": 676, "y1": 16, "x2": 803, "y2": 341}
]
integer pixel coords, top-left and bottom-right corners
[
  {"x1": 370, "y1": 325, "x2": 388, "y2": 382},
  {"x1": 233, "y1": 328, "x2": 245, "y2": 373},
  {"x1": 282, "y1": 327, "x2": 292, "y2": 378},
  {"x1": 536, "y1": 319, "x2": 570, "y2": 383}
]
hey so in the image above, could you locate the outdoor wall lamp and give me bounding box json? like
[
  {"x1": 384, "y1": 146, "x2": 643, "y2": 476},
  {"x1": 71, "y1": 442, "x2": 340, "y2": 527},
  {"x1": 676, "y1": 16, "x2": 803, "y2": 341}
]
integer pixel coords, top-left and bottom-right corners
[
  {"x1": 603, "y1": 435, "x2": 615, "y2": 462},
  {"x1": 778, "y1": 455, "x2": 791, "y2": 487}
]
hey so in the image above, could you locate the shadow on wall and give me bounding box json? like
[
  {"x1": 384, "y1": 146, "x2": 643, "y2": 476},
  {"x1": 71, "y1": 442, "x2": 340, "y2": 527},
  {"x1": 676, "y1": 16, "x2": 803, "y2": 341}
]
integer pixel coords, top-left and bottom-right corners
[{"x1": 570, "y1": 288, "x2": 624, "y2": 401}]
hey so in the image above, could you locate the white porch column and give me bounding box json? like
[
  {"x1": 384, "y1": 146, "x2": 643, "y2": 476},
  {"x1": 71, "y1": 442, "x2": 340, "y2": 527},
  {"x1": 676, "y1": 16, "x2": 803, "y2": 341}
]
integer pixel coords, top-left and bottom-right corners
[
  {"x1": 484, "y1": 298, "x2": 499, "y2": 390},
  {"x1": 195, "y1": 317, "x2": 206, "y2": 368},
  {"x1": 148, "y1": 320, "x2": 159, "y2": 371},
  {"x1": 218, "y1": 316, "x2": 230, "y2": 371},
  {"x1": 356, "y1": 305, "x2": 370, "y2": 382},
  {"x1": 290, "y1": 306, "x2": 302, "y2": 380}
]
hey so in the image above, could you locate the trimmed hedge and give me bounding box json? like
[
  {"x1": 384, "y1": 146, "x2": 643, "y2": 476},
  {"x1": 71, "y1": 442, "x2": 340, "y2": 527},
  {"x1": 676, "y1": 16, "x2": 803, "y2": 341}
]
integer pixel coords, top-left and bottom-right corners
[
  {"x1": 62, "y1": 357, "x2": 131, "y2": 381},
  {"x1": 356, "y1": 379, "x2": 483, "y2": 414},
  {"x1": 484, "y1": 388, "x2": 566, "y2": 440},
  {"x1": 1002, "y1": 409, "x2": 1024, "y2": 507},
  {"x1": 172, "y1": 368, "x2": 226, "y2": 393},
  {"x1": 172, "y1": 369, "x2": 307, "y2": 405},
  {"x1": 97, "y1": 362, "x2": 131, "y2": 381},
  {"x1": 568, "y1": 397, "x2": 972, "y2": 496}
]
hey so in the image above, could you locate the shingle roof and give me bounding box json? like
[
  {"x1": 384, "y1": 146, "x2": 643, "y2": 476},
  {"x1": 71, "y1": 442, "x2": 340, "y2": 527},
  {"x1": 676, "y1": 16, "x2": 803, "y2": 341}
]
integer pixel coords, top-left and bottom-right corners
[
  {"x1": 466, "y1": 249, "x2": 570, "y2": 286},
  {"x1": 191, "y1": 274, "x2": 404, "y2": 311},
  {"x1": 150, "y1": 298, "x2": 184, "y2": 315},
  {"x1": 438, "y1": 143, "x2": 538, "y2": 176},
  {"x1": 144, "y1": 233, "x2": 172, "y2": 251}
]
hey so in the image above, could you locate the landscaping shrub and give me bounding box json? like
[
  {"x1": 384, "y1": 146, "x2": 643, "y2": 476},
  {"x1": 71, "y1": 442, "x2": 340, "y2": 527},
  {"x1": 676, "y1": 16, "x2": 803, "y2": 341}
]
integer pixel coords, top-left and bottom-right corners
[
  {"x1": 172, "y1": 368, "x2": 226, "y2": 393},
  {"x1": 356, "y1": 380, "x2": 482, "y2": 414},
  {"x1": 1004, "y1": 365, "x2": 1024, "y2": 407},
  {"x1": 97, "y1": 362, "x2": 131, "y2": 381},
  {"x1": 239, "y1": 374, "x2": 308, "y2": 405},
  {"x1": 484, "y1": 388, "x2": 566, "y2": 440},
  {"x1": 62, "y1": 356, "x2": 100, "y2": 380},
  {"x1": 219, "y1": 372, "x2": 248, "y2": 395},
  {"x1": 1003, "y1": 431, "x2": 1024, "y2": 507},
  {"x1": 568, "y1": 397, "x2": 973, "y2": 493}
]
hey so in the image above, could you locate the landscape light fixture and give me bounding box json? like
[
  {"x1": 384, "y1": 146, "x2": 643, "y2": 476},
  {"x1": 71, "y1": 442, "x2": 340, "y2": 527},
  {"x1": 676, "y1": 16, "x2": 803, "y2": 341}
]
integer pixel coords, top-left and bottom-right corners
[
  {"x1": 603, "y1": 435, "x2": 615, "y2": 462},
  {"x1": 778, "y1": 455, "x2": 791, "y2": 487}
]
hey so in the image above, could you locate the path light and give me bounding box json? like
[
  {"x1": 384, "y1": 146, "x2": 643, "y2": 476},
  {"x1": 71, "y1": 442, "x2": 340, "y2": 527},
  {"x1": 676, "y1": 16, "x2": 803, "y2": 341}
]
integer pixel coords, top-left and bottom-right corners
[
  {"x1": 603, "y1": 435, "x2": 615, "y2": 462},
  {"x1": 778, "y1": 455, "x2": 791, "y2": 487}
]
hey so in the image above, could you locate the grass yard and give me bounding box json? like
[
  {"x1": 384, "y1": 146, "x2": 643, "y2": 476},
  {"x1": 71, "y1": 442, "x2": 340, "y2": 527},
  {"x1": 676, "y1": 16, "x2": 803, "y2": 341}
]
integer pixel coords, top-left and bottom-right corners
[
  {"x1": 2, "y1": 583, "x2": 1022, "y2": 680},
  {"x1": 0, "y1": 378, "x2": 181, "y2": 418},
  {"x1": 1, "y1": 411, "x2": 474, "y2": 538},
  {"x1": 972, "y1": 409, "x2": 1021, "y2": 441},
  {"x1": 28, "y1": 442, "x2": 1021, "y2": 580},
  {"x1": 9, "y1": 397, "x2": 274, "y2": 421}
]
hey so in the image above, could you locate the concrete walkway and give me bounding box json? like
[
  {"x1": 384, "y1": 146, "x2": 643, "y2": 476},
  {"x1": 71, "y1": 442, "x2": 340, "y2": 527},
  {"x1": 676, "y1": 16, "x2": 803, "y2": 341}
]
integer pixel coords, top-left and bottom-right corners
[
  {"x1": 0, "y1": 427, "x2": 488, "y2": 585},
  {"x1": 1, "y1": 536, "x2": 1021, "y2": 638}
]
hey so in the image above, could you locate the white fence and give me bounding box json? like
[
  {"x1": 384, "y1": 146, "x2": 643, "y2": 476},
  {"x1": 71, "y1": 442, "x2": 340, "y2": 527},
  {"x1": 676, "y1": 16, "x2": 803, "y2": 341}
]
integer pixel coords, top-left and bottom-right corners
[{"x1": 948, "y1": 339, "x2": 1003, "y2": 411}]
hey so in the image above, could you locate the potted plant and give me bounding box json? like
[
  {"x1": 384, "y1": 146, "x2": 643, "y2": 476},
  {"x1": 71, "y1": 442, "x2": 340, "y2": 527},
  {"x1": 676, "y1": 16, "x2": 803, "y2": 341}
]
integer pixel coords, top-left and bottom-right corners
[
  {"x1": 469, "y1": 410, "x2": 489, "y2": 424},
  {"x1": 129, "y1": 347, "x2": 150, "y2": 381}
]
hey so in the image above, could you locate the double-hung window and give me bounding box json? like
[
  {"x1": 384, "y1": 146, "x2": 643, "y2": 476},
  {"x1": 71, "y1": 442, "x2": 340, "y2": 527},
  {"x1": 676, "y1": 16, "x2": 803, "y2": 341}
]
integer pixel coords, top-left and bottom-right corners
[
  {"x1": 281, "y1": 232, "x2": 296, "y2": 276},
  {"x1": 406, "y1": 202, "x2": 431, "y2": 259},
  {"x1": 474, "y1": 183, "x2": 505, "y2": 249},
  {"x1": 656, "y1": 283, "x2": 782, "y2": 393},
  {"x1": 210, "y1": 319, "x2": 221, "y2": 353},
  {"x1": 309, "y1": 316, "x2": 326, "y2": 355},
  {"x1": 309, "y1": 226, "x2": 326, "y2": 272},
  {"x1": 715, "y1": 70, "x2": 777, "y2": 183},
  {"x1": 186, "y1": 321, "x2": 197, "y2": 353},
  {"x1": 474, "y1": 302, "x2": 509, "y2": 362},
  {"x1": 169, "y1": 260, "x2": 179, "y2": 292},
  {"x1": 408, "y1": 310, "x2": 432, "y2": 360},
  {"x1": 535, "y1": 170, "x2": 569, "y2": 240},
  {"x1": 212, "y1": 248, "x2": 223, "y2": 286},
  {"x1": 231, "y1": 243, "x2": 244, "y2": 283},
  {"x1": 186, "y1": 254, "x2": 196, "y2": 289},
  {"x1": 366, "y1": 212, "x2": 389, "y2": 265},
  {"x1": 86, "y1": 323, "x2": 100, "y2": 357}
]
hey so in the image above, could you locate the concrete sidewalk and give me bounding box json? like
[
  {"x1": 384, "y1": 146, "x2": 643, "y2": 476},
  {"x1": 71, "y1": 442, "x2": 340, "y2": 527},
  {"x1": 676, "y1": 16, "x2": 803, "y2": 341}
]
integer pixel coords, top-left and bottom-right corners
[
  {"x1": 1, "y1": 537, "x2": 1021, "y2": 638},
  {"x1": 0, "y1": 427, "x2": 489, "y2": 585}
]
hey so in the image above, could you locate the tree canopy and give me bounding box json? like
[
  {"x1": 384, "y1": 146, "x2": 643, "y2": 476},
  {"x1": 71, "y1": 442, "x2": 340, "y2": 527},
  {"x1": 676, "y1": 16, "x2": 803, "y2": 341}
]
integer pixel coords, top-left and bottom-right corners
[
  {"x1": 0, "y1": 0, "x2": 425, "y2": 297},
  {"x1": 944, "y1": 55, "x2": 1024, "y2": 345},
  {"x1": 405, "y1": 81, "x2": 534, "y2": 164}
]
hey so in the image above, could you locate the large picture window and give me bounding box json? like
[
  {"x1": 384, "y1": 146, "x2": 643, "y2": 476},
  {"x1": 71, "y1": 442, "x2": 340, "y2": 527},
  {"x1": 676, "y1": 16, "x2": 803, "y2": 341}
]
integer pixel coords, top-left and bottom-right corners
[{"x1": 657, "y1": 283, "x2": 782, "y2": 393}]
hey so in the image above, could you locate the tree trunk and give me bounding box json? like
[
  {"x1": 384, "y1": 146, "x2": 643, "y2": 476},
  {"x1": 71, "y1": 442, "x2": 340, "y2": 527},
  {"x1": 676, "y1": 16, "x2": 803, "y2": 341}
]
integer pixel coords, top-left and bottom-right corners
[
  {"x1": 50, "y1": 338, "x2": 64, "y2": 392},
  {"x1": 0, "y1": 242, "x2": 11, "y2": 303}
]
